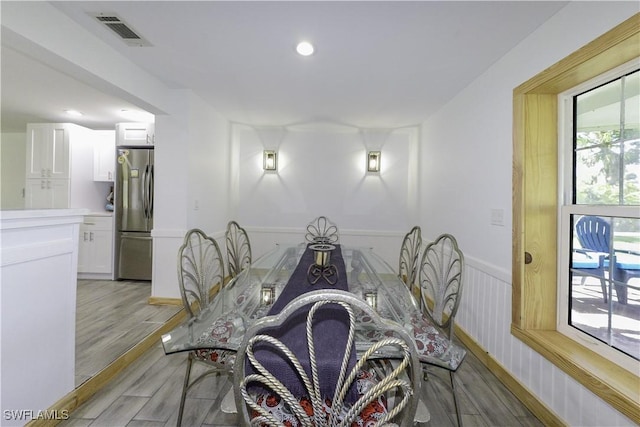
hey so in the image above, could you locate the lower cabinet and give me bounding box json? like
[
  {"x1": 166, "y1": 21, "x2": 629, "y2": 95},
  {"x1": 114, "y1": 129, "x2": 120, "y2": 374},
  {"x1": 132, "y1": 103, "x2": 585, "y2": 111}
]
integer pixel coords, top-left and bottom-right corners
[
  {"x1": 78, "y1": 215, "x2": 113, "y2": 276},
  {"x1": 24, "y1": 178, "x2": 70, "y2": 208}
]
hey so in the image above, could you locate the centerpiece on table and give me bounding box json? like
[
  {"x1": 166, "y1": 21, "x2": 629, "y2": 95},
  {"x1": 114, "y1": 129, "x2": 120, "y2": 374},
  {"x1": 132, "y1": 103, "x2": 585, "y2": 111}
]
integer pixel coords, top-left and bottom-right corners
[{"x1": 307, "y1": 242, "x2": 338, "y2": 285}]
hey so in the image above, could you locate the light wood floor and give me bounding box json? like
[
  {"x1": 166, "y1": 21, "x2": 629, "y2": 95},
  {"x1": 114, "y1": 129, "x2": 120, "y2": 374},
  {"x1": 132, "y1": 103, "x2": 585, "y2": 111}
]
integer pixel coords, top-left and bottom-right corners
[
  {"x1": 75, "y1": 279, "x2": 181, "y2": 387},
  {"x1": 63, "y1": 337, "x2": 543, "y2": 426}
]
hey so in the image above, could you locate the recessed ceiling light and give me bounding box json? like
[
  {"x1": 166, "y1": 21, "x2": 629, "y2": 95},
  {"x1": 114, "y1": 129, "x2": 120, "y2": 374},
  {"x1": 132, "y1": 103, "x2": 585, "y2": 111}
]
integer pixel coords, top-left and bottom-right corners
[
  {"x1": 296, "y1": 41, "x2": 314, "y2": 56},
  {"x1": 65, "y1": 109, "x2": 83, "y2": 117}
]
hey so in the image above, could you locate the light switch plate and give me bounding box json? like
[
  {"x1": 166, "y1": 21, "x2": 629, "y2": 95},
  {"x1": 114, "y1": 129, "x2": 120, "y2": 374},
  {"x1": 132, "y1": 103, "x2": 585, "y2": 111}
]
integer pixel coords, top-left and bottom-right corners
[{"x1": 491, "y1": 208, "x2": 504, "y2": 226}]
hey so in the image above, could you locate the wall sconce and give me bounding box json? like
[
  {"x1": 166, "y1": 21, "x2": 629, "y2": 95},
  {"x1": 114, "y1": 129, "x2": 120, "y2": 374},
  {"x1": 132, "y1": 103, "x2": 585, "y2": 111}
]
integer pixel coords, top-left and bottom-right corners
[
  {"x1": 367, "y1": 151, "x2": 381, "y2": 173},
  {"x1": 261, "y1": 283, "x2": 276, "y2": 306},
  {"x1": 364, "y1": 290, "x2": 378, "y2": 310},
  {"x1": 263, "y1": 150, "x2": 277, "y2": 171}
]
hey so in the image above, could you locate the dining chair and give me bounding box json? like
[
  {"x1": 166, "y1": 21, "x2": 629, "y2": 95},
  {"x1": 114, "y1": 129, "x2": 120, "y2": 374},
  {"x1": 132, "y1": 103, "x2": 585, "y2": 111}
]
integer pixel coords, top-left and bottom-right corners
[
  {"x1": 398, "y1": 225, "x2": 422, "y2": 294},
  {"x1": 305, "y1": 215, "x2": 340, "y2": 244},
  {"x1": 234, "y1": 289, "x2": 420, "y2": 427},
  {"x1": 177, "y1": 228, "x2": 234, "y2": 426},
  {"x1": 225, "y1": 220, "x2": 252, "y2": 279},
  {"x1": 418, "y1": 233, "x2": 465, "y2": 427}
]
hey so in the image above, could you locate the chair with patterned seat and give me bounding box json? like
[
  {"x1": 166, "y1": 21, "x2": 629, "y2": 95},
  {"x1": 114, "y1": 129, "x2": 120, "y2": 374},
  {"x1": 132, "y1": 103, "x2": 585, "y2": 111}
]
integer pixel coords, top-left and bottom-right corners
[
  {"x1": 398, "y1": 226, "x2": 422, "y2": 294},
  {"x1": 225, "y1": 220, "x2": 252, "y2": 279},
  {"x1": 177, "y1": 228, "x2": 234, "y2": 426},
  {"x1": 418, "y1": 233, "x2": 465, "y2": 426},
  {"x1": 234, "y1": 289, "x2": 420, "y2": 427}
]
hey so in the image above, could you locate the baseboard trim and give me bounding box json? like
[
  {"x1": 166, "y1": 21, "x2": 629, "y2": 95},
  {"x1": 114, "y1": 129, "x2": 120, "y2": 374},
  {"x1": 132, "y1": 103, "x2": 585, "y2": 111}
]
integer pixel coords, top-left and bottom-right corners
[
  {"x1": 455, "y1": 325, "x2": 563, "y2": 427},
  {"x1": 148, "y1": 296, "x2": 183, "y2": 306},
  {"x1": 27, "y1": 308, "x2": 186, "y2": 427}
]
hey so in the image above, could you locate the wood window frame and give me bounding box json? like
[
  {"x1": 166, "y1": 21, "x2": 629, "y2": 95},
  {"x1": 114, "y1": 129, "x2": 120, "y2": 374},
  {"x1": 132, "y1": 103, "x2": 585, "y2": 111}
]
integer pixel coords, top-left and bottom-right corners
[{"x1": 512, "y1": 13, "x2": 639, "y2": 422}]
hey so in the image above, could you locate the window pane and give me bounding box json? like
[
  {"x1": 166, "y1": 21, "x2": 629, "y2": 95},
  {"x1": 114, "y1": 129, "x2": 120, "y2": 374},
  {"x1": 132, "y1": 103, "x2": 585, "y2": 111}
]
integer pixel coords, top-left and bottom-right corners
[
  {"x1": 575, "y1": 71, "x2": 640, "y2": 205},
  {"x1": 569, "y1": 214, "x2": 640, "y2": 361}
]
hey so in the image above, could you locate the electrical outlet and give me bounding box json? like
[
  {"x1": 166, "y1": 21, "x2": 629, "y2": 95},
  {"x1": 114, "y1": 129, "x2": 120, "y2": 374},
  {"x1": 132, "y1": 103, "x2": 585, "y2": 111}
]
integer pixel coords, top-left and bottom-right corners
[{"x1": 491, "y1": 208, "x2": 504, "y2": 226}]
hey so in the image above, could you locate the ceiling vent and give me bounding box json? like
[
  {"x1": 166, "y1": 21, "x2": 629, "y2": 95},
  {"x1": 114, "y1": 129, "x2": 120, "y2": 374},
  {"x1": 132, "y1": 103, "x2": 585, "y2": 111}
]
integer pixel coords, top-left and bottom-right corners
[{"x1": 94, "y1": 14, "x2": 152, "y2": 47}]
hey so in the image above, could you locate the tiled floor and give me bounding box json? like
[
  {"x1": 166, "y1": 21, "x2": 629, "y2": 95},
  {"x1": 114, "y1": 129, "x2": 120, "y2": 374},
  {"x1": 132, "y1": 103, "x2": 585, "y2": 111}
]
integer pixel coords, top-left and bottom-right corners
[
  {"x1": 61, "y1": 341, "x2": 542, "y2": 426},
  {"x1": 75, "y1": 279, "x2": 181, "y2": 386}
]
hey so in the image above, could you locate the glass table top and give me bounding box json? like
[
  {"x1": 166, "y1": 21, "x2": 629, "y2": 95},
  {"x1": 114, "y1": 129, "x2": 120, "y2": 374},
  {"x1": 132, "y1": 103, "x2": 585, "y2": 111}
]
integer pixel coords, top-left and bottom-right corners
[{"x1": 161, "y1": 243, "x2": 466, "y2": 370}]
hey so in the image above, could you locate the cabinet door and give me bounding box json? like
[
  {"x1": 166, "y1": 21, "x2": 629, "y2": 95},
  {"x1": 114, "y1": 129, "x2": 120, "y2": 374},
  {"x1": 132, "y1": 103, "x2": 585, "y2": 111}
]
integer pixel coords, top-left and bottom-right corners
[
  {"x1": 116, "y1": 122, "x2": 154, "y2": 146},
  {"x1": 49, "y1": 125, "x2": 70, "y2": 179},
  {"x1": 90, "y1": 229, "x2": 113, "y2": 273},
  {"x1": 24, "y1": 179, "x2": 49, "y2": 208},
  {"x1": 25, "y1": 125, "x2": 49, "y2": 178},
  {"x1": 77, "y1": 226, "x2": 92, "y2": 273},
  {"x1": 94, "y1": 136, "x2": 115, "y2": 181},
  {"x1": 24, "y1": 179, "x2": 70, "y2": 209},
  {"x1": 78, "y1": 216, "x2": 114, "y2": 274},
  {"x1": 25, "y1": 124, "x2": 70, "y2": 180},
  {"x1": 49, "y1": 180, "x2": 71, "y2": 208}
]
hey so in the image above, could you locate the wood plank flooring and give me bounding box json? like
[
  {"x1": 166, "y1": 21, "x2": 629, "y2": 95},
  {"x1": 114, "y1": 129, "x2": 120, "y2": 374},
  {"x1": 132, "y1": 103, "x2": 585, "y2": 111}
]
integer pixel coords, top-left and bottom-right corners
[
  {"x1": 63, "y1": 338, "x2": 543, "y2": 426},
  {"x1": 75, "y1": 279, "x2": 181, "y2": 387}
]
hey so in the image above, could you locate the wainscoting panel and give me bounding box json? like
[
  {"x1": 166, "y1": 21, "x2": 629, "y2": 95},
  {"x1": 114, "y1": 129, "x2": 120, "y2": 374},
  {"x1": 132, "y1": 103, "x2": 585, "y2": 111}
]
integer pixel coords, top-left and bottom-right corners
[{"x1": 458, "y1": 257, "x2": 634, "y2": 426}]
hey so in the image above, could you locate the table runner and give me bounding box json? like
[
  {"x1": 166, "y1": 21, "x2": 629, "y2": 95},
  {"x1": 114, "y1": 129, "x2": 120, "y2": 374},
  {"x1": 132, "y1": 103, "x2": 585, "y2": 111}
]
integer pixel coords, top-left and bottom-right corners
[{"x1": 247, "y1": 244, "x2": 359, "y2": 403}]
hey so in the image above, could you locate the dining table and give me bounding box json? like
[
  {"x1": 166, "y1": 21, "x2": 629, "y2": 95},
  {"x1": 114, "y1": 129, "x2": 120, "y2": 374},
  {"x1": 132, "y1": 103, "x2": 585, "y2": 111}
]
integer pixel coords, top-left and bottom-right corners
[
  {"x1": 162, "y1": 242, "x2": 466, "y2": 422},
  {"x1": 161, "y1": 242, "x2": 467, "y2": 421}
]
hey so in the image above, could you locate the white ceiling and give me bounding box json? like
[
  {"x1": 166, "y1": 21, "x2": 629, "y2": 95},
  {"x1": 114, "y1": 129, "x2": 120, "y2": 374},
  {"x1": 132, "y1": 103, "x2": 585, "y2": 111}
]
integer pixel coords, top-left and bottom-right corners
[{"x1": 1, "y1": 1, "x2": 568, "y2": 133}]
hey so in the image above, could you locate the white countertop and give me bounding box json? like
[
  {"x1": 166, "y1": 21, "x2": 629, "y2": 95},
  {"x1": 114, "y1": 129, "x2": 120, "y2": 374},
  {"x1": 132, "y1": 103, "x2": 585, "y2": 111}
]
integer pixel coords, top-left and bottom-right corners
[
  {"x1": 86, "y1": 211, "x2": 114, "y2": 217},
  {"x1": 0, "y1": 208, "x2": 90, "y2": 229}
]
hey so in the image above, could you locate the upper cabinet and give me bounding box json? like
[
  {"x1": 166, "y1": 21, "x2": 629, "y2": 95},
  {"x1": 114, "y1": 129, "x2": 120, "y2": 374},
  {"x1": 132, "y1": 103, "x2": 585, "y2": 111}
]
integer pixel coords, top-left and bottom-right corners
[
  {"x1": 25, "y1": 123, "x2": 70, "y2": 180},
  {"x1": 93, "y1": 130, "x2": 116, "y2": 182},
  {"x1": 116, "y1": 122, "x2": 155, "y2": 146}
]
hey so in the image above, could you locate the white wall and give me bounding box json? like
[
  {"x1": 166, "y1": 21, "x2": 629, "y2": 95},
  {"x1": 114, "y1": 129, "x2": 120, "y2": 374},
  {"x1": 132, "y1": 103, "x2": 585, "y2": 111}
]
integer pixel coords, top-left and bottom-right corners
[
  {"x1": 68, "y1": 125, "x2": 112, "y2": 213},
  {"x1": 231, "y1": 122, "x2": 419, "y2": 260},
  {"x1": 419, "y1": 2, "x2": 638, "y2": 425},
  {"x1": 0, "y1": 132, "x2": 26, "y2": 209},
  {"x1": 152, "y1": 91, "x2": 232, "y2": 298}
]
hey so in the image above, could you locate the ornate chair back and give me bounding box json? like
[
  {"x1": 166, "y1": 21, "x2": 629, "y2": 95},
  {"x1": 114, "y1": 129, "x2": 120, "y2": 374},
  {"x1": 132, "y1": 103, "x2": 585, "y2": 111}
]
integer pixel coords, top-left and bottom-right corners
[
  {"x1": 305, "y1": 215, "x2": 340, "y2": 244},
  {"x1": 234, "y1": 290, "x2": 420, "y2": 427},
  {"x1": 418, "y1": 233, "x2": 464, "y2": 340},
  {"x1": 177, "y1": 228, "x2": 225, "y2": 319},
  {"x1": 398, "y1": 226, "x2": 422, "y2": 291},
  {"x1": 225, "y1": 220, "x2": 253, "y2": 278}
]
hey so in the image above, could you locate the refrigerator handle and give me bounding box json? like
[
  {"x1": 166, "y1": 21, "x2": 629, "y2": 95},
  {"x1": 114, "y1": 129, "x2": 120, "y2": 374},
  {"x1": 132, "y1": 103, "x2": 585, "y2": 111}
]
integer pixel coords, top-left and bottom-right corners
[
  {"x1": 141, "y1": 164, "x2": 149, "y2": 218},
  {"x1": 148, "y1": 164, "x2": 154, "y2": 218}
]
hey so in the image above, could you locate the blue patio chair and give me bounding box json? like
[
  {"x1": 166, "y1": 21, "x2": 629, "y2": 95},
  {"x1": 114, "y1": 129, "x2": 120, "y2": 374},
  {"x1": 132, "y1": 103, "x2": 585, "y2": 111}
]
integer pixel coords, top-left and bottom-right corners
[{"x1": 573, "y1": 216, "x2": 639, "y2": 304}]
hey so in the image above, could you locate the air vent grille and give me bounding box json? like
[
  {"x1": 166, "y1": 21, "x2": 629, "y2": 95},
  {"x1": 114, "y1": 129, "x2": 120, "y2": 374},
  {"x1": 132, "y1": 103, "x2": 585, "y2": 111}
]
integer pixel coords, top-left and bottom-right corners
[
  {"x1": 96, "y1": 16, "x2": 120, "y2": 22},
  {"x1": 105, "y1": 22, "x2": 141, "y2": 40},
  {"x1": 94, "y1": 14, "x2": 152, "y2": 47}
]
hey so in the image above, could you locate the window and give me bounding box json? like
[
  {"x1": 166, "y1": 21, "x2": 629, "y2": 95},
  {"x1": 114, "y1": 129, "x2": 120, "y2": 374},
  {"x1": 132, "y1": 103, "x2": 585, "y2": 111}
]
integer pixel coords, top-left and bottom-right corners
[
  {"x1": 512, "y1": 13, "x2": 639, "y2": 422},
  {"x1": 559, "y1": 66, "x2": 639, "y2": 371}
]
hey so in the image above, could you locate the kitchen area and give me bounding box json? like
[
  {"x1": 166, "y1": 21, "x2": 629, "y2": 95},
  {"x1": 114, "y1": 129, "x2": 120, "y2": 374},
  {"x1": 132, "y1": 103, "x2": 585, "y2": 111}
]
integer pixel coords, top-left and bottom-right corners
[
  {"x1": 0, "y1": 120, "x2": 164, "y2": 423},
  {"x1": 3, "y1": 121, "x2": 156, "y2": 281}
]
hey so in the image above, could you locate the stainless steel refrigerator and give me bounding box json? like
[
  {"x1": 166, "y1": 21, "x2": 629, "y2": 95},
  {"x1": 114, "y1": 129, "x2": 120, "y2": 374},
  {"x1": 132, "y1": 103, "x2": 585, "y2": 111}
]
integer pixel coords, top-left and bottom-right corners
[{"x1": 115, "y1": 147, "x2": 154, "y2": 280}]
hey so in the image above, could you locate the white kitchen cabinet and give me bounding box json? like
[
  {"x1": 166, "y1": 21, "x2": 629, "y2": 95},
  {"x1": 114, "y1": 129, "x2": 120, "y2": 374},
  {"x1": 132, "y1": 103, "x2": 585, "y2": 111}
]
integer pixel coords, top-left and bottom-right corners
[
  {"x1": 93, "y1": 131, "x2": 116, "y2": 181},
  {"x1": 25, "y1": 123, "x2": 70, "y2": 180},
  {"x1": 24, "y1": 122, "x2": 95, "y2": 209},
  {"x1": 116, "y1": 122, "x2": 155, "y2": 146},
  {"x1": 24, "y1": 178, "x2": 70, "y2": 209},
  {"x1": 78, "y1": 215, "x2": 113, "y2": 276}
]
